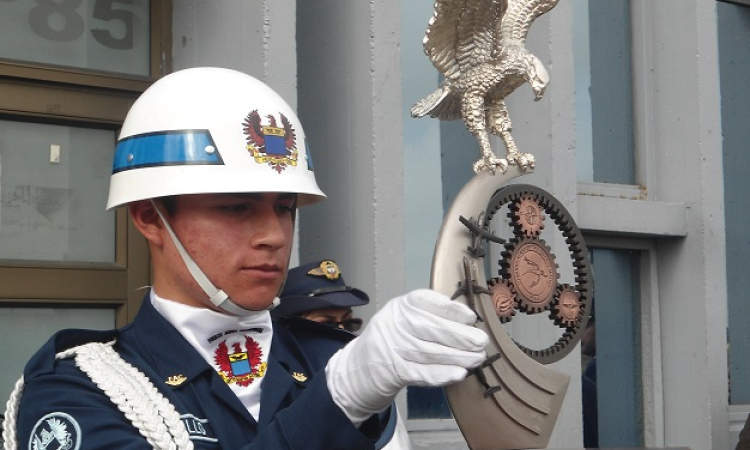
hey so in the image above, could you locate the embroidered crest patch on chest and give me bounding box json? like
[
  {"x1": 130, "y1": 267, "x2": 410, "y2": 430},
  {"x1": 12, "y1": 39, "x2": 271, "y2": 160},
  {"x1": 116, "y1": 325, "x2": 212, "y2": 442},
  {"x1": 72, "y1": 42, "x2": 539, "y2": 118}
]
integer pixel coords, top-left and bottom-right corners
[
  {"x1": 213, "y1": 336, "x2": 267, "y2": 386},
  {"x1": 30, "y1": 412, "x2": 81, "y2": 450}
]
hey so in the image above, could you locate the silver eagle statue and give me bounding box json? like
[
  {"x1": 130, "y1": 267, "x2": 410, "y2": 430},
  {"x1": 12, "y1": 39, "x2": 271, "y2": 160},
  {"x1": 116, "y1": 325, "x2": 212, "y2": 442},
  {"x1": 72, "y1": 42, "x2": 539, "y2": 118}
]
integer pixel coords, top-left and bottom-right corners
[{"x1": 411, "y1": 0, "x2": 560, "y2": 174}]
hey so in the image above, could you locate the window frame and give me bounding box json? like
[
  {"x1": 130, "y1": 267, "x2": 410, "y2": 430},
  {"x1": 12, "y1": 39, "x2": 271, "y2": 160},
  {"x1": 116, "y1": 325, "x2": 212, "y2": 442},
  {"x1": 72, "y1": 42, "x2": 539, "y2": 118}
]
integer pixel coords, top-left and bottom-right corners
[
  {"x1": 574, "y1": 0, "x2": 657, "y2": 195},
  {"x1": 0, "y1": 0, "x2": 171, "y2": 91},
  {"x1": 0, "y1": 0, "x2": 171, "y2": 125},
  {"x1": 0, "y1": 0, "x2": 171, "y2": 326},
  {"x1": 585, "y1": 236, "x2": 665, "y2": 447}
]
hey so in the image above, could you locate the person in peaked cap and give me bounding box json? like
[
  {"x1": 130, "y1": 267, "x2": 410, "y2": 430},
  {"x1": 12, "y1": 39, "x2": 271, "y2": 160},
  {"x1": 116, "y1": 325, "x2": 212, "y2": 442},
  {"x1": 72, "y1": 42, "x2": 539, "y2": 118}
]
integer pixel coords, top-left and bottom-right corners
[{"x1": 272, "y1": 259, "x2": 368, "y2": 332}]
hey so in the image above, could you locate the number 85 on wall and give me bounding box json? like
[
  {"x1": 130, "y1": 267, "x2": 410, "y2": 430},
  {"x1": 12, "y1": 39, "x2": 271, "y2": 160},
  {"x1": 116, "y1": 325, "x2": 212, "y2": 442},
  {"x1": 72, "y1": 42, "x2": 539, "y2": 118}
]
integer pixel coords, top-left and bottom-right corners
[{"x1": 1, "y1": 0, "x2": 144, "y2": 51}]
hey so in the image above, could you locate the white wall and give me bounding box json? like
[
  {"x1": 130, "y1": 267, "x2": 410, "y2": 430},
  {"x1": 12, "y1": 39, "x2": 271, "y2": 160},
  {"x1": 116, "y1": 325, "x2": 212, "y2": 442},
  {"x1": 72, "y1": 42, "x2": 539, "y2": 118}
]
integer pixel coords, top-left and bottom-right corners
[{"x1": 295, "y1": 0, "x2": 407, "y2": 319}]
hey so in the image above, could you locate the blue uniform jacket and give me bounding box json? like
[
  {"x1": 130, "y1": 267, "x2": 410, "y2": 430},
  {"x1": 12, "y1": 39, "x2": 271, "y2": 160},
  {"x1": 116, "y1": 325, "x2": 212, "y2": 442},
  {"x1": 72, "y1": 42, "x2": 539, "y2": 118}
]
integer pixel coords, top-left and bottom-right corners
[{"x1": 14, "y1": 295, "x2": 393, "y2": 450}]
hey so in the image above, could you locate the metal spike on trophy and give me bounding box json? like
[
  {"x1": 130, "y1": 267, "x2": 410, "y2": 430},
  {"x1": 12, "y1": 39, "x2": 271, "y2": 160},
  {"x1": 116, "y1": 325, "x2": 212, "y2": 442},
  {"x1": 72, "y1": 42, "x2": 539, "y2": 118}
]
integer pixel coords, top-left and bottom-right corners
[{"x1": 411, "y1": 1, "x2": 593, "y2": 449}]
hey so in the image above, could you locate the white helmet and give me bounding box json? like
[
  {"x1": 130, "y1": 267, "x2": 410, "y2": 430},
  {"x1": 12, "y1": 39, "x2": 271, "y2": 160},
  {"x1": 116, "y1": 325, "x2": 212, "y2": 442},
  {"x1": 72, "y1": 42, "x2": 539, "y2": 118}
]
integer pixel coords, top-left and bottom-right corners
[{"x1": 107, "y1": 67, "x2": 325, "y2": 209}]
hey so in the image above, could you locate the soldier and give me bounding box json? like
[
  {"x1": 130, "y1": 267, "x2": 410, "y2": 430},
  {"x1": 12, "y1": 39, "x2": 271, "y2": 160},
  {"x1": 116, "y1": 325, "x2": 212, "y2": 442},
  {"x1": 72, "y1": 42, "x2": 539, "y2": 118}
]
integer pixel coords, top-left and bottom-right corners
[
  {"x1": 272, "y1": 259, "x2": 369, "y2": 332},
  {"x1": 3, "y1": 67, "x2": 488, "y2": 450}
]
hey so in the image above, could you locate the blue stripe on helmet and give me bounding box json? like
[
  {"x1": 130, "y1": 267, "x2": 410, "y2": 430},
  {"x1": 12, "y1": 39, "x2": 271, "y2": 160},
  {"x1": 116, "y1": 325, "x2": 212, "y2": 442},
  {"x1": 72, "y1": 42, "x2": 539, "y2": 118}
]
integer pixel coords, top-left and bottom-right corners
[{"x1": 113, "y1": 130, "x2": 224, "y2": 173}]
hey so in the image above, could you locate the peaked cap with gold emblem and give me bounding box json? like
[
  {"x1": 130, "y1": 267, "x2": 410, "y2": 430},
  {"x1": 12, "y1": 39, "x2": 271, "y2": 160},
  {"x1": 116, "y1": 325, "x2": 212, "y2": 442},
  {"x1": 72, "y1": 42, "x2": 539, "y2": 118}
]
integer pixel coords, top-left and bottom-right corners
[{"x1": 272, "y1": 260, "x2": 369, "y2": 318}]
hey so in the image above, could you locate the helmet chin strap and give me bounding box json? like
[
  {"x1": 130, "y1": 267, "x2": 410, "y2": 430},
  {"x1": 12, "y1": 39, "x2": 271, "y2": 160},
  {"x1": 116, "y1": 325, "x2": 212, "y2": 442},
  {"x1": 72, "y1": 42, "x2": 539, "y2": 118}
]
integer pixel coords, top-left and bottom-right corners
[{"x1": 150, "y1": 200, "x2": 280, "y2": 316}]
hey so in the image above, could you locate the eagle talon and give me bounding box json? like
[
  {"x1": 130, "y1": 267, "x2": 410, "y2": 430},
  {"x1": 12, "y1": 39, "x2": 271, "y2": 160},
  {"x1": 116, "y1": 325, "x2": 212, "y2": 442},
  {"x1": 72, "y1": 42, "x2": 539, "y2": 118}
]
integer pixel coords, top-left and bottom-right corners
[
  {"x1": 507, "y1": 152, "x2": 536, "y2": 172},
  {"x1": 473, "y1": 157, "x2": 509, "y2": 175}
]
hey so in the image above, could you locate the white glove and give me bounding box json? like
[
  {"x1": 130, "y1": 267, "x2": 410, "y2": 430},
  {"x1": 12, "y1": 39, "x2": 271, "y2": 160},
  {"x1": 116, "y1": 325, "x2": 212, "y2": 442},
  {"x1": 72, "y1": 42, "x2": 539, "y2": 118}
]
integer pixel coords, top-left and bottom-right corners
[{"x1": 325, "y1": 289, "x2": 489, "y2": 425}]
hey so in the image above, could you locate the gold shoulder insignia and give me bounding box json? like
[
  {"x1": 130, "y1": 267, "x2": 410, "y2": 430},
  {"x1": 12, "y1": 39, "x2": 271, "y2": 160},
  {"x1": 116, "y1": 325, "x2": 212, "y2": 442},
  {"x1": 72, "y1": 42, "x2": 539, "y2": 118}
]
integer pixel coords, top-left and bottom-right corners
[{"x1": 166, "y1": 374, "x2": 188, "y2": 386}]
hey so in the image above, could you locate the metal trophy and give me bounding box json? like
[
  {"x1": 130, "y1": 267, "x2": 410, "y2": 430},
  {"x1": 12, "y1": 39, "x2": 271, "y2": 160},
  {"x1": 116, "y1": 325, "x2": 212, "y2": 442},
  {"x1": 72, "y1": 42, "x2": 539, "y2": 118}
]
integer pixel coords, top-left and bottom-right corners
[{"x1": 411, "y1": 1, "x2": 593, "y2": 449}]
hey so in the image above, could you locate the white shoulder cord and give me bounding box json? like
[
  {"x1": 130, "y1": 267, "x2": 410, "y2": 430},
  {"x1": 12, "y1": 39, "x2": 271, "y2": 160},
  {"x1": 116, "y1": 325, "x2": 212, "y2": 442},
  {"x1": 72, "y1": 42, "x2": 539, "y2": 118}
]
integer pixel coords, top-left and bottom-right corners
[
  {"x1": 3, "y1": 376, "x2": 23, "y2": 450},
  {"x1": 3, "y1": 341, "x2": 193, "y2": 450}
]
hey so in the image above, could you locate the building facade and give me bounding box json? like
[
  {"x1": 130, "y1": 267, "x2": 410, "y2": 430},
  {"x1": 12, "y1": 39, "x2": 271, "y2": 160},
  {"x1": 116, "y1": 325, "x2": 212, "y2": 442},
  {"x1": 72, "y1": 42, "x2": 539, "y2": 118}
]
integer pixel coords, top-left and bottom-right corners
[{"x1": 1, "y1": 1, "x2": 748, "y2": 449}]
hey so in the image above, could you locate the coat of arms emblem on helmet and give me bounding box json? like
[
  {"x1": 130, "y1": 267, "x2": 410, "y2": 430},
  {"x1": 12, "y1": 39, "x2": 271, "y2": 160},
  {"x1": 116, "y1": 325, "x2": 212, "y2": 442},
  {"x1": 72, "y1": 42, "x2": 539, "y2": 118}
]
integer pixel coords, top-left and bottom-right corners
[{"x1": 243, "y1": 110, "x2": 299, "y2": 173}]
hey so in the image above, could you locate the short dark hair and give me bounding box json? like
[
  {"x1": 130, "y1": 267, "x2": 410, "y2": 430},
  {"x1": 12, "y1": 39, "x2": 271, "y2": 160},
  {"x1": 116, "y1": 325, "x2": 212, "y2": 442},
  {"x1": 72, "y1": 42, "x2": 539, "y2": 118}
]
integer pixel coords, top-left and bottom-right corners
[{"x1": 156, "y1": 196, "x2": 177, "y2": 215}]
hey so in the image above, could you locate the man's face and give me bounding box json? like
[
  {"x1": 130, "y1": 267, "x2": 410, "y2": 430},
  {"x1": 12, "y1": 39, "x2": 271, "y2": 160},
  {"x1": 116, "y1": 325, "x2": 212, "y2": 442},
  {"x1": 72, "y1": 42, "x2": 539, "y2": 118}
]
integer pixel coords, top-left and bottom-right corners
[
  {"x1": 158, "y1": 192, "x2": 296, "y2": 312},
  {"x1": 300, "y1": 307, "x2": 363, "y2": 332}
]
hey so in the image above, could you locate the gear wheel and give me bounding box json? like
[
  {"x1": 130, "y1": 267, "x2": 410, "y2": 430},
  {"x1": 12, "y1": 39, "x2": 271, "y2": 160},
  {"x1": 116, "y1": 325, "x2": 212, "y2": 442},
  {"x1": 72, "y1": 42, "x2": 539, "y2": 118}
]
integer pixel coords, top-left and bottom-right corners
[
  {"x1": 509, "y1": 194, "x2": 545, "y2": 238},
  {"x1": 500, "y1": 237, "x2": 558, "y2": 314},
  {"x1": 487, "y1": 277, "x2": 517, "y2": 322},
  {"x1": 483, "y1": 184, "x2": 593, "y2": 364},
  {"x1": 551, "y1": 284, "x2": 582, "y2": 328}
]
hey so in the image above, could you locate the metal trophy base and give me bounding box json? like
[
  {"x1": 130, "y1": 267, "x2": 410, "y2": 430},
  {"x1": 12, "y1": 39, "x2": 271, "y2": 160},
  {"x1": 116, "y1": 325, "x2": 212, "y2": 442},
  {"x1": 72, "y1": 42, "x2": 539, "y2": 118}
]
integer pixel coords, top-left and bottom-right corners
[{"x1": 431, "y1": 166, "x2": 570, "y2": 450}]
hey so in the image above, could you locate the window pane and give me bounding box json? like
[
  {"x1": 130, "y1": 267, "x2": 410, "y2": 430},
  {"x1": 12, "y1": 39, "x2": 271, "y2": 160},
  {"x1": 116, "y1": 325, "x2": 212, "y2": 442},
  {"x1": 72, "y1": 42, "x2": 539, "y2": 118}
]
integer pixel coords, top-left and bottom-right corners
[
  {"x1": 719, "y1": 1, "x2": 750, "y2": 405},
  {"x1": 587, "y1": 248, "x2": 643, "y2": 447},
  {"x1": 0, "y1": 120, "x2": 116, "y2": 263},
  {"x1": 407, "y1": 386, "x2": 452, "y2": 419},
  {"x1": 0, "y1": 0, "x2": 151, "y2": 77},
  {"x1": 0, "y1": 305, "x2": 116, "y2": 406},
  {"x1": 574, "y1": 0, "x2": 635, "y2": 184}
]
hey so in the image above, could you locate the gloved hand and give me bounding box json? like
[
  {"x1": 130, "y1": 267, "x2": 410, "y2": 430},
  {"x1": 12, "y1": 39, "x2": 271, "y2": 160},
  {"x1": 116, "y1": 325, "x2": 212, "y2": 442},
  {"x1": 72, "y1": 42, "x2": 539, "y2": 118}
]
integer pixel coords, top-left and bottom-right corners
[{"x1": 325, "y1": 289, "x2": 489, "y2": 425}]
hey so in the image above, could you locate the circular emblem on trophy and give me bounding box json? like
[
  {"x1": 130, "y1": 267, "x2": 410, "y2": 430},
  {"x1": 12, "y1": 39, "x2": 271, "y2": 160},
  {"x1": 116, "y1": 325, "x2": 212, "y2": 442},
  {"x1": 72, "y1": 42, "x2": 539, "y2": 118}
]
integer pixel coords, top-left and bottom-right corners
[
  {"x1": 488, "y1": 278, "x2": 517, "y2": 322},
  {"x1": 553, "y1": 284, "x2": 582, "y2": 328},
  {"x1": 506, "y1": 238, "x2": 557, "y2": 313},
  {"x1": 511, "y1": 194, "x2": 545, "y2": 238}
]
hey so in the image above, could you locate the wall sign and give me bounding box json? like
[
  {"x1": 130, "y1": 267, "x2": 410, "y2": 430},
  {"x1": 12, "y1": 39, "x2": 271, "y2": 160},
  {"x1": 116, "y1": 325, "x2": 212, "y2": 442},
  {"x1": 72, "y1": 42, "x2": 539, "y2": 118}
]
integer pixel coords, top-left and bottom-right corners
[{"x1": 0, "y1": 0, "x2": 150, "y2": 76}]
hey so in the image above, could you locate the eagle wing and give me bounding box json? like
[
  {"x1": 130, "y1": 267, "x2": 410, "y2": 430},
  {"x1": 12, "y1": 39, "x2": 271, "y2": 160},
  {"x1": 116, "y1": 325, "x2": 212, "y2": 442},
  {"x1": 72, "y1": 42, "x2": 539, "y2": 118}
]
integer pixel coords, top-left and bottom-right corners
[
  {"x1": 422, "y1": 0, "x2": 504, "y2": 83},
  {"x1": 280, "y1": 113, "x2": 297, "y2": 151},
  {"x1": 242, "y1": 110, "x2": 265, "y2": 150},
  {"x1": 213, "y1": 341, "x2": 233, "y2": 375},
  {"x1": 499, "y1": 0, "x2": 561, "y2": 45}
]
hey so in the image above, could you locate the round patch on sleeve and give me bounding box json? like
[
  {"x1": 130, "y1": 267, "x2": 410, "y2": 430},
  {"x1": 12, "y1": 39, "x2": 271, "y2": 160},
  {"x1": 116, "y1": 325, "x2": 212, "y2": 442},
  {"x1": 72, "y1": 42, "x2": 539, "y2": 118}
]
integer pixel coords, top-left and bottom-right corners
[{"x1": 29, "y1": 412, "x2": 82, "y2": 450}]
